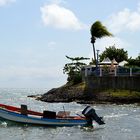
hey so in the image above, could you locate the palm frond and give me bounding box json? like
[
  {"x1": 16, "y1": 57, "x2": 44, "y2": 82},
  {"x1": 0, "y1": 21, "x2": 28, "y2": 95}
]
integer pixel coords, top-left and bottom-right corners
[{"x1": 90, "y1": 21, "x2": 113, "y2": 38}]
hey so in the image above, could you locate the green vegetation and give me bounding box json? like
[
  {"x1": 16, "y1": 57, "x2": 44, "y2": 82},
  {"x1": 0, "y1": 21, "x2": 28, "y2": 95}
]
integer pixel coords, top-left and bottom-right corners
[
  {"x1": 99, "y1": 45, "x2": 128, "y2": 62},
  {"x1": 76, "y1": 82, "x2": 86, "y2": 89},
  {"x1": 96, "y1": 45, "x2": 140, "y2": 68},
  {"x1": 105, "y1": 89, "x2": 140, "y2": 98},
  {"x1": 127, "y1": 54, "x2": 140, "y2": 67},
  {"x1": 63, "y1": 56, "x2": 89, "y2": 84}
]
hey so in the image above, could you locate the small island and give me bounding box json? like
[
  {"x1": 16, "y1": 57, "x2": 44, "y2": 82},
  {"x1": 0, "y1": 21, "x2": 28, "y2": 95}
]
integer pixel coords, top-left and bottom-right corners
[
  {"x1": 30, "y1": 57, "x2": 140, "y2": 104},
  {"x1": 29, "y1": 21, "x2": 140, "y2": 104},
  {"x1": 32, "y1": 80, "x2": 140, "y2": 104}
]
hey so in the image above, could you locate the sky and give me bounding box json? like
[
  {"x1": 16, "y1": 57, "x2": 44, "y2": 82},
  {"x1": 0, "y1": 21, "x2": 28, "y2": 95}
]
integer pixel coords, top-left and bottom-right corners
[{"x1": 0, "y1": 0, "x2": 140, "y2": 89}]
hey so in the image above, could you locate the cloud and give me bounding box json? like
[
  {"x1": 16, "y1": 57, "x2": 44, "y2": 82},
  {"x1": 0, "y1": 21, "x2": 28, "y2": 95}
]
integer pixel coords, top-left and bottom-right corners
[
  {"x1": 0, "y1": 0, "x2": 15, "y2": 6},
  {"x1": 40, "y1": 3, "x2": 86, "y2": 30},
  {"x1": 106, "y1": 2, "x2": 140, "y2": 34}
]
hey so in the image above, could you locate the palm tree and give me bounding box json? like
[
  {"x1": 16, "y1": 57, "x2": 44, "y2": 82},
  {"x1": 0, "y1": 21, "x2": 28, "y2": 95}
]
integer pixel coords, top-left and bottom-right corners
[{"x1": 90, "y1": 21, "x2": 113, "y2": 71}]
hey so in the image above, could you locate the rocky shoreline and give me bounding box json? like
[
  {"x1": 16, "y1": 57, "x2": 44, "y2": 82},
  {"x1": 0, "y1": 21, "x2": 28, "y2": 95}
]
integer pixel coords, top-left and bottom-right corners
[{"x1": 28, "y1": 82, "x2": 140, "y2": 104}]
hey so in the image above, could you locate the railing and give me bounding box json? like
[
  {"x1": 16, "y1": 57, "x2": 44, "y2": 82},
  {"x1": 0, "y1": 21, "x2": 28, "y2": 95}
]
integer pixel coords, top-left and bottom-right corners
[{"x1": 82, "y1": 67, "x2": 140, "y2": 77}]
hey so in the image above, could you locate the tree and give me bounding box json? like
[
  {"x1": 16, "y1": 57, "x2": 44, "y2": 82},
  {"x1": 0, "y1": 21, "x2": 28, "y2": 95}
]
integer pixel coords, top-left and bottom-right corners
[
  {"x1": 63, "y1": 56, "x2": 89, "y2": 84},
  {"x1": 90, "y1": 21, "x2": 113, "y2": 69},
  {"x1": 99, "y1": 45, "x2": 128, "y2": 63},
  {"x1": 136, "y1": 53, "x2": 140, "y2": 61},
  {"x1": 127, "y1": 54, "x2": 140, "y2": 67}
]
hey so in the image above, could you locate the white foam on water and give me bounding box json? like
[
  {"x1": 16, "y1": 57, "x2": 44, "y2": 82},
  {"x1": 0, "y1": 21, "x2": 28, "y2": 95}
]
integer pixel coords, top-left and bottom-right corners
[
  {"x1": 1, "y1": 121, "x2": 8, "y2": 127},
  {"x1": 104, "y1": 113, "x2": 128, "y2": 119}
]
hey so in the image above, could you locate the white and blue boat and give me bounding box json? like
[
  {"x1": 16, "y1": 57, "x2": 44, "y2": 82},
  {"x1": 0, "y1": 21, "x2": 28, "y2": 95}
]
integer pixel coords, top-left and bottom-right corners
[{"x1": 0, "y1": 104, "x2": 105, "y2": 127}]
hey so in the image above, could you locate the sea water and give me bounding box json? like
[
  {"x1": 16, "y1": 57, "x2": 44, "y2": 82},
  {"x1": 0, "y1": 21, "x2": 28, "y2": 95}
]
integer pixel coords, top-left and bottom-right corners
[{"x1": 0, "y1": 88, "x2": 140, "y2": 140}]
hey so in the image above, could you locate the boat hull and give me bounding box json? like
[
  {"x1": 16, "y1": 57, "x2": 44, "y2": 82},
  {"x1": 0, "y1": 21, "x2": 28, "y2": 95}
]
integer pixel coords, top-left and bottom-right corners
[{"x1": 0, "y1": 108, "x2": 88, "y2": 127}]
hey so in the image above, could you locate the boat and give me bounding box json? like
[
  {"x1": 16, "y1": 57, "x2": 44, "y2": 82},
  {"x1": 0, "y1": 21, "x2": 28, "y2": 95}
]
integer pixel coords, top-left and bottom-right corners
[{"x1": 0, "y1": 104, "x2": 105, "y2": 127}]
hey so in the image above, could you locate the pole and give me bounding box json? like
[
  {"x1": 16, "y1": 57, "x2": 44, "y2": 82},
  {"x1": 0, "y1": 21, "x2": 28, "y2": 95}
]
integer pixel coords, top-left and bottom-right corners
[
  {"x1": 100, "y1": 67, "x2": 102, "y2": 77},
  {"x1": 96, "y1": 50, "x2": 100, "y2": 75},
  {"x1": 130, "y1": 68, "x2": 132, "y2": 76}
]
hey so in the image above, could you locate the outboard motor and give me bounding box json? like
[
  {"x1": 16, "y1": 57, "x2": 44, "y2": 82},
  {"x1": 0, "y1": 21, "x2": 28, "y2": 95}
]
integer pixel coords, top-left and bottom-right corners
[{"x1": 82, "y1": 106, "x2": 105, "y2": 126}]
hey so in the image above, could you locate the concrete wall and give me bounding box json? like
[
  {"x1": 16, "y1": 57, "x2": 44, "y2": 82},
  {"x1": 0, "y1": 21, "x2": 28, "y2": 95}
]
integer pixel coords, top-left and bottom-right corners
[{"x1": 85, "y1": 76, "x2": 140, "y2": 91}]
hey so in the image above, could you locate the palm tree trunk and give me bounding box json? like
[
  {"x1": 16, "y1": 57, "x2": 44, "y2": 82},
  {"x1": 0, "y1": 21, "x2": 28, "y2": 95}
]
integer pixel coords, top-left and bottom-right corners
[{"x1": 92, "y1": 43, "x2": 97, "y2": 70}]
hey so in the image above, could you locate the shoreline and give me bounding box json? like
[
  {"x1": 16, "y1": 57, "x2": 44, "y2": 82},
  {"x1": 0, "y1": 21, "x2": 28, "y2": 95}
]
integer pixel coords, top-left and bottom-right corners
[
  {"x1": 28, "y1": 82, "x2": 140, "y2": 105},
  {"x1": 28, "y1": 95, "x2": 140, "y2": 105}
]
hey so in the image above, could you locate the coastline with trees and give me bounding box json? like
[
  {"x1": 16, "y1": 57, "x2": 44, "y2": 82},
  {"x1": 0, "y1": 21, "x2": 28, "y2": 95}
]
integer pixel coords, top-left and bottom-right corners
[
  {"x1": 29, "y1": 21, "x2": 140, "y2": 104},
  {"x1": 35, "y1": 51, "x2": 140, "y2": 104}
]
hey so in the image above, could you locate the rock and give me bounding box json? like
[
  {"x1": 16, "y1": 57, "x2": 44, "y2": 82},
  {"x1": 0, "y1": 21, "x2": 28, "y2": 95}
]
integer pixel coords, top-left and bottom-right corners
[
  {"x1": 28, "y1": 82, "x2": 140, "y2": 104},
  {"x1": 28, "y1": 94, "x2": 42, "y2": 100},
  {"x1": 39, "y1": 83, "x2": 90, "y2": 103}
]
